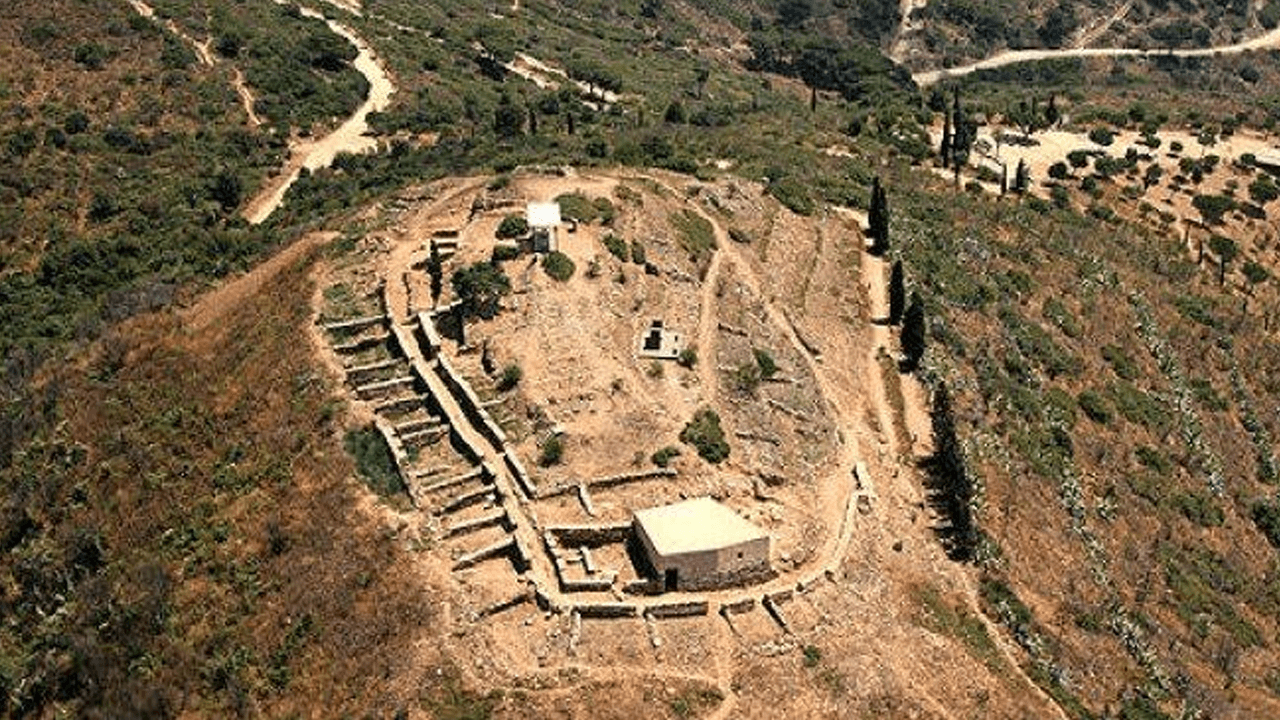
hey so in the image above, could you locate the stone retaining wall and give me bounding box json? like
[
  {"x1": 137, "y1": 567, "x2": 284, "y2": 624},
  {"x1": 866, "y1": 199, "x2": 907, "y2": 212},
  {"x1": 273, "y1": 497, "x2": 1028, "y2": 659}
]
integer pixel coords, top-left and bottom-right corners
[
  {"x1": 545, "y1": 523, "x2": 632, "y2": 546},
  {"x1": 645, "y1": 600, "x2": 709, "y2": 618}
]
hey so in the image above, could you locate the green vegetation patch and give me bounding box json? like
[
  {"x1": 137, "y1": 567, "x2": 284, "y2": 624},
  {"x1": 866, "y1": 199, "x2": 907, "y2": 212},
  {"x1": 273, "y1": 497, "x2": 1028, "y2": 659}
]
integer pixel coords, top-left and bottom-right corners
[
  {"x1": 541, "y1": 251, "x2": 576, "y2": 281},
  {"x1": 680, "y1": 408, "x2": 729, "y2": 463},
  {"x1": 669, "y1": 209, "x2": 716, "y2": 264},
  {"x1": 344, "y1": 426, "x2": 406, "y2": 499}
]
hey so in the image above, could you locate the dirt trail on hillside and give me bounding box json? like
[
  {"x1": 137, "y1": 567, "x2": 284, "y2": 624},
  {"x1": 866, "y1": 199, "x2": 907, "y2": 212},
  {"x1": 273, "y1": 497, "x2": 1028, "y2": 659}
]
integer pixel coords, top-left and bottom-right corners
[
  {"x1": 1073, "y1": 0, "x2": 1135, "y2": 49},
  {"x1": 231, "y1": 67, "x2": 262, "y2": 128},
  {"x1": 243, "y1": 3, "x2": 395, "y2": 225},
  {"x1": 915, "y1": 24, "x2": 1280, "y2": 86},
  {"x1": 183, "y1": 231, "x2": 335, "y2": 335}
]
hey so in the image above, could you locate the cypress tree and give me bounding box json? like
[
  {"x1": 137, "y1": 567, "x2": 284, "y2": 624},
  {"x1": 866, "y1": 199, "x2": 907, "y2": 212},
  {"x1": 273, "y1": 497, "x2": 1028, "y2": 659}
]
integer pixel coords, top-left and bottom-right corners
[
  {"x1": 888, "y1": 260, "x2": 905, "y2": 325},
  {"x1": 929, "y1": 382, "x2": 977, "y2": 560},
  {"x1": 1014, "y1": 159, "x2": 1030, "y2": 194},
  {"x1": 901, "y1": 291, "x2": 925, "y2": 371},
  {"x1": 868, "y1": 178, "x2": 889, "y2": 255},
  {"x1": 1000, "y1": 163, "x2": 1008, "y2": 196},
  {"x1": 427, "y1": 241, "x2": 443, "y2": 307},
  {"x1": 941, "y1": 112, "x2": 952, "y2": 169}
]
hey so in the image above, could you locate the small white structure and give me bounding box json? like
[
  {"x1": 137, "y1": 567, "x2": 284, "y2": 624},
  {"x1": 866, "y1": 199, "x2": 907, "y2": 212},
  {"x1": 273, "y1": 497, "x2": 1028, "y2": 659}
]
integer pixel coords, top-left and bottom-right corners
[
  {"x1": 527, "y1": 201, "x2": 561, "y2": 253},
  {"x1": 637, "y1": 319, "x2": 683, "y2": 360},
  {"x1": 633, "y1": 497, "x2": 771, "y2": 592}
]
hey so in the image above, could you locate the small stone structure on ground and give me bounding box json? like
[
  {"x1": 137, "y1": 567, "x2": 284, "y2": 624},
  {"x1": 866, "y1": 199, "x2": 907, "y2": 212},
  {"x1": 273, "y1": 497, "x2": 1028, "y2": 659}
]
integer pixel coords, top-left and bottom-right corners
[
  {"x1": 527, "y1": 201, "x2": 561, "y2": 253},
  {"x1": 633, "y1": 497, "x2": 771, "y2": 592},
  {"x1": 636, "y1": 319, "x2": 683, "y2": 360}
]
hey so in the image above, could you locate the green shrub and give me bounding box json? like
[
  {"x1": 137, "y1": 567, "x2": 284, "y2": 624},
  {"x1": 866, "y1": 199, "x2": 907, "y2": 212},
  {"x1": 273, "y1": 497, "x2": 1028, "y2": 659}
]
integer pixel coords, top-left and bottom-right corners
[
  {"x1": 1253, "y1": 500, "x2": 1280, "y2": 548},
  {"x1": 497, "y1": 364, "x2": 522, "y2": 392},
  {"x1": 670, "y1": 209, "x2": 716, "y2": 263},
  {"x1": 1078, "y1": 390, "x2": 1112, "y2": 424},
  {"x1": 602, "y1": 233, "x2": 627, "y2": 260},
  {"x1": 1101, "y1": 344, "x2": 1138, "y2": 380},
  {"x1": 453, "y1": 262, "x2": 511, "y2": 319},
  {"x1": 728, "y1": 227, "x2": 753, "y2": 244},
  {"x1": 539, "y1": 435, "x2": 564, "y2": 466},
  {"x1": 680, "y1": 408, "x2": 729, "y2": 463},
  {"x1": 1172, "y1": 491, "x2": 1224, "y2": 527},
  {"x1": 541, "y1": 251, "x2": 576, "y2": 281},
  {"x1": 496, "y1": 214, "x2": 528, "y2": 238},
  {"x1": 732, "y1": 362, "x2": 761, "y2": 395},
  {"x1": 343, "y1": 427, "x2": 406, "y2": 498},
  {"x1": 556, "y1": 192, "x2": 598, "y2": 223},
  {"x1": 1041, "y1": 298, "x2": 1080, "y2": 338},
  {"x1": 650, "y1": 446, "x2": 681, "y2": 468},
  {"x1": 630, "y1": 240, "x2": 647, "y2": 265},
  {"x1": 767, "y1": 176, "x2": 816, "y2": 216},
  {"x1": 753, "y1": 348, "x2": 779, "y2": 379},
  {"x1": 1135, "y1": 446, "x2": 1171, "y2": 474},
  {"x1": 1088, "y1": 126, "x2": 1115, "y2": 146},
  {"x1": 1108, "y1": 381, "x2": 1169, "y2": 431},
  {"x1": 677, "y1": 347, "x2": 697, "y2": 368}
]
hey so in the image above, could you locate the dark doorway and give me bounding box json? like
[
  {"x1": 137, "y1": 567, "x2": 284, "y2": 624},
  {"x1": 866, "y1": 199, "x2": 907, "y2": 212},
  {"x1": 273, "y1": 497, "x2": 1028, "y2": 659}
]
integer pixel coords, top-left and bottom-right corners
[{"x1": 664, "y1": 568, "x2": 678, "y2": 592}]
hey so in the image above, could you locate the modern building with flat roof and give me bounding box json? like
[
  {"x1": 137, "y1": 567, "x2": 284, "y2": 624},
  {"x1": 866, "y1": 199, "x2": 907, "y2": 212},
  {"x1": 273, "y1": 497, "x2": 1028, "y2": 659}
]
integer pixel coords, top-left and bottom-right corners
[{"x1": 633, "y1": 497, "x2": 771, "y2": 592}]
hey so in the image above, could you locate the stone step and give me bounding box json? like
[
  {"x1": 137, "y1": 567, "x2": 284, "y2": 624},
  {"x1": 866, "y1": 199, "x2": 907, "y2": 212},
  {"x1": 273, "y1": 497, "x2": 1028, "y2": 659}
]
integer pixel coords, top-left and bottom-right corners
[
  {"x1": 398, "y1": 423, "x2": 448, "y2": 445},
  {"x1": 323, "y1": 314, "x2": 387, "y2": 333},
  {"x1": 421, "y1": 467, "x2": 483, "y2": 495},
  {"x1": 438, "y1": 485, "x2": 496, "y2": 515},
  {"x1": 333, "y1": 332, "x2": 390, "y2": 354},
  {"x1": 445, "y1": 509, "x2": 508, "y2": 537},
  {"x1": 372, "y1": 394, "x2": 428, "y2": 416},
  {"x1": 394, "y1": 415, "x2": 444, "y2": 435},
  {"x1": 452, "y1": 537, "x2": 515, "y2": 571},
  {"x1": 354, "y1": 375, "x2": 416, "y2": 398},
  {"x1": 345, "y1": 358, "x2": 402, "y2": 377}
]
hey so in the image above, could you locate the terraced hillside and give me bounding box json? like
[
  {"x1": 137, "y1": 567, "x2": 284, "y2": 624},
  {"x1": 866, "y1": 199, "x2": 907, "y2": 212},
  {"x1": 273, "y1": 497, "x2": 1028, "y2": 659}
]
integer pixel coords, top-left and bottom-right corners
[{"x1": 6, "y1": 1, "x2": 1280, "y2": 719}]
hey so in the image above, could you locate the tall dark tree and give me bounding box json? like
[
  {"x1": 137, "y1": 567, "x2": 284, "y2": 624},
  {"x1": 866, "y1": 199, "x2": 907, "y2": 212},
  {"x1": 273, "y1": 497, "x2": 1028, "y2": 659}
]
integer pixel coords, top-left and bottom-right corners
[
  {"x1": 1013, "y1": 159, "x2": 1030, "y2": 194},
  {"x1": 888, "y1": 259, "x2": 906, "y2": 325},
  {"x1": 493, "y1": 94, "x2": 524, "y2": 137},
  {"x1": 1045, "y1": 94, "x2": 1060, "y2": 127},
  {"x1": 901, "y1": 291, "x2": 925, "y2": 371},
  {"x1": 1000, "y1": 163, "x2": 1009, "y2": 196},
  {"x1": 925, "y1": 382, "x2": 978, "y2": 560},
  {"x1": 1209, "y1": 235, "x2": 1238, "y2": 286},
  {"x1": 940, "y1": 111, "x2": 952, "y2": 169},
  {"x1": 427, "y1": 241, "x2": 443, "y2": 307},
  {"x1": 868, "y1": 177, "x2": 889, "y2": 255}
]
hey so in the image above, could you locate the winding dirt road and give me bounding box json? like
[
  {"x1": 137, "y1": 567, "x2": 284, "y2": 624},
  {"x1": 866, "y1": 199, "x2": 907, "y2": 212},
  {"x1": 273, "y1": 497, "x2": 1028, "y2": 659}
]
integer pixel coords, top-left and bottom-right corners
[
  {"x1": 243, "y1": 3, "x2": 395, "y2": 224},
  {"x1": 915, "y1": 24, "x2": 1280, "y2": 86}
]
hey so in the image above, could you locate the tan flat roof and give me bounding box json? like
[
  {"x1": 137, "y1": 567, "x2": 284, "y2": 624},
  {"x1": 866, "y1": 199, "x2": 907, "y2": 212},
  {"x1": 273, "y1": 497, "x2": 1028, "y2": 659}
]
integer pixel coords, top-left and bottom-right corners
[{"x1": 634, "y1": 497, "x2": 768, "y2": 556}]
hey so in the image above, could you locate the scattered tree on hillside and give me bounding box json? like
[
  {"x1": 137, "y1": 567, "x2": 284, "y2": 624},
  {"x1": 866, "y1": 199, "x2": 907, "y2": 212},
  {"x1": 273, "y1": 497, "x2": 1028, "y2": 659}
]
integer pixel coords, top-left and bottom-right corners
[
  {"x1": 452, "y1": 262, "x2": 510, "y2": 320},
  {"x1": 493, "y1": 94, "x2": 524, "y2": 138},
  {"x1": 868, "y1": 176, "x2": 890, "y2": 255},
  {"x1": 1048, "y1": 162, "x2": 1069, "y2": 180},
  {"x1": 888, "y1": 260, "x2": 905, "y2": 325},
  {"x1": 496, "y1": 214, "x2": 528, "y2": 239},
  {"x1": 1208, "y1": 235, "x2": 1238, "y2": 286},
  {"x1": 901, "y1": 291, "x2": 925, "y2": 372},
  {"x1": 1193, "y1": 193, "x2": 1236, "y2": 225},
  {"x1": 1143, "y1": 163, "x2": 1164, "y2": 189}
]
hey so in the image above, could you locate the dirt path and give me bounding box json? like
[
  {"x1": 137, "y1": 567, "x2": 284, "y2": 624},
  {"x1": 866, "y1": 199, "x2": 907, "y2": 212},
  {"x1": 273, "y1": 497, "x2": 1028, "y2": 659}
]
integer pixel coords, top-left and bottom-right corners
[
  {"x1": 230, "y1": 67, "x2": 262, "y2": 128},
  {"x1": 243, "y1": 2, "x2": 395, "y2": 225},
  {"x1": 183, "y1": 231, "x2": 335, "y2": 334},
  {"x1": 505, "y1": 53, "x2": 622, "y2": 106},
  {"x1": 695, "y1": 251, "x2": 725, "y2": 407},
  {"x1": 890, "y1": 0, "x2": 930, "y2": 62},
  {"x1": 126, "y1": 0, "x2": 213, "y2": 66},
  {"x1": 915, "y1": 24, "x2": 1280, "y2": 86},
  {"x1": 1073, "y1": 0, "x2": 1134, "y2": 49}
]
